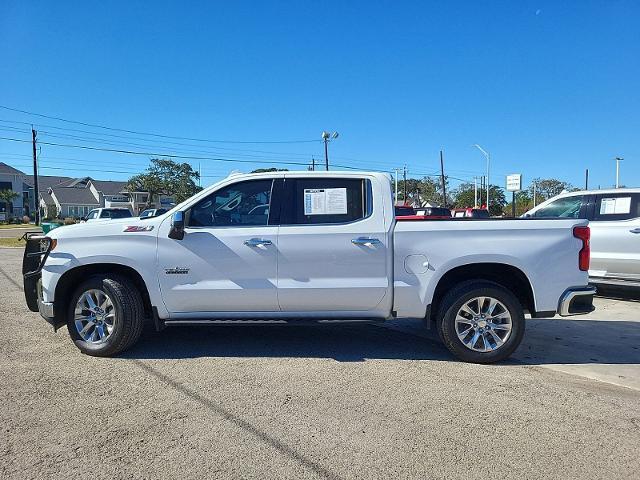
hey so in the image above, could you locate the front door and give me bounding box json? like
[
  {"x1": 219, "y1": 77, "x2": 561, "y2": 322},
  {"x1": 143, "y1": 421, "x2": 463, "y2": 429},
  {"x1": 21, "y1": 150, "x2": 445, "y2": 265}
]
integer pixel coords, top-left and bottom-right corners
[
  {"x1": 276, "y1": 176, "x2": 389, "y2": 313},
  {"x1": 157, "y1": 179, "x2": 280, "y2": 315},
  {"x1": 590, "y1": 193, "x2": 640, "y2": 280}
]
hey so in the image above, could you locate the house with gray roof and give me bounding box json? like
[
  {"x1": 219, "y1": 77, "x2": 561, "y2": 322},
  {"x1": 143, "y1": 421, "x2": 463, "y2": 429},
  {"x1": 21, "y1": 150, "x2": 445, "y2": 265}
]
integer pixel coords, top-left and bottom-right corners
[{"x1": 0, "y1": 162, "x2": 174, "y2": 220}]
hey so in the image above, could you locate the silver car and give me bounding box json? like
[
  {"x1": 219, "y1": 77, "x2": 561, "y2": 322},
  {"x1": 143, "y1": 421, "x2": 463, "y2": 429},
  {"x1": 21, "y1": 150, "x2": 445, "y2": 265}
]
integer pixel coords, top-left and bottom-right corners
[{"x1": 524, "y1": 189, "x2": 640, "y2": 287}]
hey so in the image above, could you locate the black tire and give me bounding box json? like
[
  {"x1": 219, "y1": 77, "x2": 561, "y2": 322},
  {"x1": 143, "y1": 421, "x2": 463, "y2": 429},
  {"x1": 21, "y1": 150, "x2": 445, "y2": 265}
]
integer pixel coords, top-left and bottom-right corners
[
  {"x1": 437, "y1": 280, "x2": 525, "y2": 364},
  {"x1": 66, "y1": 274, "x2": 145, "y2": 357}
]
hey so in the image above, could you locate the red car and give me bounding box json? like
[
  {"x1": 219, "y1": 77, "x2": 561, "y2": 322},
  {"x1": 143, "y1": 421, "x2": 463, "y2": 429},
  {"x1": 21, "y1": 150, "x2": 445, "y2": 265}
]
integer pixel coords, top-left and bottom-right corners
[
  {"x1": 396, "y1": 206, "x2": 452, "y2": 221},
  {"x1": 451, "y1": 208, "x2": 490, "y2": 219}
]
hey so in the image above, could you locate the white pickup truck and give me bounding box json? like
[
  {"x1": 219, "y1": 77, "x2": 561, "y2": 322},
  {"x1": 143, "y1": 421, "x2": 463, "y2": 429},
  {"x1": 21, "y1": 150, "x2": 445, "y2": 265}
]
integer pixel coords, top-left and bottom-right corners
[{"x1": 23, "y1": 171, "x2": 595, "y2": 363}]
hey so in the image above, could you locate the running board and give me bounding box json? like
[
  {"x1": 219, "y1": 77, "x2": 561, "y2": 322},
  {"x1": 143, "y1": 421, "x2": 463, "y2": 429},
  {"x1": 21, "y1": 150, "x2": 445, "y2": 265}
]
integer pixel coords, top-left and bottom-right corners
[{"x1": 163, "y1": 318, "x2": 386, "y2": 327}]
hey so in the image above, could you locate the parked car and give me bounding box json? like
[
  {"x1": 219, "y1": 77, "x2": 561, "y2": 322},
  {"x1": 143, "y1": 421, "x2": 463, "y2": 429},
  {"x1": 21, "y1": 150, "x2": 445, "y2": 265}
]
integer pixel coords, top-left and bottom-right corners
[
  {"x1": 398, "y1": 206, "x2": 452, "y2": 221},
  {"x1": 416, "y1": 207, "x2": 452, "y2": 219},
  {"x1": 82, "y1": 208, "x2": 133, "y2": 222},
  {"x1": 394, "y1": 205, "x2": 416, "y2": 216},
  {"x1": 23, "y1": 171, "x2": 594, "y2": 363},
  {"x1": 523, "y1": 188, "x2": 640, "y2": 287},
  {"x1": 451, "y1": 208, "x2": 490, "y2": 219},
  {"x1": 139, "y1": 208, "x2": 168, "y2": 219}
]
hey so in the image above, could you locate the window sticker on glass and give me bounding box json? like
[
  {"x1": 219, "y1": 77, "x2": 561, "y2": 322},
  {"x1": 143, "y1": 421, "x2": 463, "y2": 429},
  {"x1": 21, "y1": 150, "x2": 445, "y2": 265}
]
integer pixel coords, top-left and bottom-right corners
[
  {"x1": 600, "y1": 197, "x2": 631, "y2": 215},
  {"x1": 303, "y1": 188, "x2": 348, "y2": 215}
]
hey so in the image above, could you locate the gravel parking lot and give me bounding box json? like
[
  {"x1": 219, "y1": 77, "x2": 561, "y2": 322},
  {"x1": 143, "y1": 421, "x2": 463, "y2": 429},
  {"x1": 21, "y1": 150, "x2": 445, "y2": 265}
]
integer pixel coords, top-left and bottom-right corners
[{"x1": 1, "y1": 247, "x2": 639, "y2": 479}]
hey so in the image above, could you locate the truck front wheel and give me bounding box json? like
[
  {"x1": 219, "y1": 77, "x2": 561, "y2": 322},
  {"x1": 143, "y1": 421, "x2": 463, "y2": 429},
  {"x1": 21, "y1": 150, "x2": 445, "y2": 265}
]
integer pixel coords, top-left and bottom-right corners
[
  {"x1": 66, "y1": 274, "x2": 145, "y2": 357},
  {"x1": 438, "y1": 280, "x2": 525, "y2": 364}
]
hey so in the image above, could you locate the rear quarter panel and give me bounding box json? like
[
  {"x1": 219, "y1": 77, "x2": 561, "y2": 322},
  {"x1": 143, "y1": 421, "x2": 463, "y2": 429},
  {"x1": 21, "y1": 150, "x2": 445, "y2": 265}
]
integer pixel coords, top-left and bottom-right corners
[{"x1": 393, "y1": 219, "x2": 589, "y2": 317}]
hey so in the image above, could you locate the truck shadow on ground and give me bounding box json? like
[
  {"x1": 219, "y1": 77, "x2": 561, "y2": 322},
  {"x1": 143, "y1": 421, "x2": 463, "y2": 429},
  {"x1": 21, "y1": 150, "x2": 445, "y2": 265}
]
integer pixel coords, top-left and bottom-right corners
[{"x1": 123, "y1": 318, "x2": 640, "y2": 366}]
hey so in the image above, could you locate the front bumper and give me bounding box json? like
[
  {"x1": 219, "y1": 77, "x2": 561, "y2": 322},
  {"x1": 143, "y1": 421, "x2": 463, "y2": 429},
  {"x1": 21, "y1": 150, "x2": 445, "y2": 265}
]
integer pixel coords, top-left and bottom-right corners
[
  {"x1": 558, "y1": 286, "x2": 596, "y2": 316},
  {"x1": 23, "y1": 234, "x2": 62, "y2": 328}
]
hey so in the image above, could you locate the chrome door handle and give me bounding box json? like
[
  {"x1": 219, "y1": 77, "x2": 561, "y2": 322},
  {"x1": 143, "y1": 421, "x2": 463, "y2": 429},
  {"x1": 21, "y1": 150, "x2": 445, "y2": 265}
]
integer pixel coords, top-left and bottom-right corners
[
  {"x1": 630, "y1": 228, "x2": 640, "y2": 234},
  {"x1": 351, "y1": 237, "x2": 381, "y2": 246},
  {"x1": 244, "y1": 238, "x2": 272, "y2": 247}
]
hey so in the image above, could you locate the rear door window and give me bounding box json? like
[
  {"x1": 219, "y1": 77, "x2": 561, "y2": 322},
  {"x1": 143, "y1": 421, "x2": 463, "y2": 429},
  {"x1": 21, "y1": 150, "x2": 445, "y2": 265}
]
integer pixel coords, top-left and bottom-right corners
[
  {"x1": 110, "y1": 210, "x2": 132, "y2": 219},
  {"x1": 593, "y1": 193, "x2": 640, "y2": 221},
  {"x1": 282, "y1": 178, "x2": 369, "y2": 225}
]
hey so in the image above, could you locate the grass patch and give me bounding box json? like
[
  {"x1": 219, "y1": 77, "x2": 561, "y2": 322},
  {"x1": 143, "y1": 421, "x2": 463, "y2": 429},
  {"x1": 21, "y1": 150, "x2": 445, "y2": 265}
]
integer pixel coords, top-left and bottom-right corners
[
  {"x1": 0, "y1": 224, "x2": 37, "y2": 229},
  {"x1": 0, "y1": 238, "x2": 24, "y2": 248}
]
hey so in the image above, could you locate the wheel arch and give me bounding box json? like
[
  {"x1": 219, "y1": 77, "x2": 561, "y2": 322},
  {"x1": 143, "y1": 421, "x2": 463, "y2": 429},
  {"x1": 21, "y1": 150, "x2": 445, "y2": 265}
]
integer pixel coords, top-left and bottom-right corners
[
  {"x1": 428, "y1": 262, "x2": 536, "y2": 322},
  {"x1": 54, "y1": 263, "x2": 153, "y2": 325}
]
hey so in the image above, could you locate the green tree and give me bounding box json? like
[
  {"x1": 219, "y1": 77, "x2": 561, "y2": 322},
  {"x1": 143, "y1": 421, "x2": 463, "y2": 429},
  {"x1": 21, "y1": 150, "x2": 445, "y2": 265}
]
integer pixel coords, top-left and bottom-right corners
[
  {"x1": 528, "y1": 178, "x2": 574, "y2": 203},
  {"x1": 504, "y1": 190, "x2": 533, "y2": 217},
  {"x1": 397, "y1": 176, "x2": 450, "y2": 207},
  {"x1": 127, "y1": 158, "x2": 201, "y2": 206},
  {"x1": 453, "y1": 183, "x2": 506, "y2": 216},
  {"x1": 0, "y1": 189, "x2": 19, "y2": 218}
]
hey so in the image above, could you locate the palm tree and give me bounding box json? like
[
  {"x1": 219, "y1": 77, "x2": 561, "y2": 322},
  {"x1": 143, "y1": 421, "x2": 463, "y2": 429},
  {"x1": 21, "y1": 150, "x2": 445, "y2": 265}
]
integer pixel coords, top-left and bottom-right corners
[{"x1": 0, "y1": 189, "x2": 19, "y2": 220}]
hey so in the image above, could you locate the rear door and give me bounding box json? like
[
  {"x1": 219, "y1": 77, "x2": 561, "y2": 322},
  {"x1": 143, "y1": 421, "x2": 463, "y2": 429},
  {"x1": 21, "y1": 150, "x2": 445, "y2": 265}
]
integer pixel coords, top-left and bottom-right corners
[
  {"x1": 276, "y1": 175, "x2": 390, "y2": 313},
  {"x1": 589, "y1": 193, "x2": 640, "y2": 280}
]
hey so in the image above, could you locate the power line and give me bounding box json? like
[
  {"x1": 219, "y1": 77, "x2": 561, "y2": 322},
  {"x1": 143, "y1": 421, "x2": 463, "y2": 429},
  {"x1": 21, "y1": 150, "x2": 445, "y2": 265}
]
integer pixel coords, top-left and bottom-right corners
[
  {"x1": 0, "y1": 135, "x2": 367, "y2": 171},
  {"x1": 0, "y1": 105, "x2": 321, "y2": 144}
]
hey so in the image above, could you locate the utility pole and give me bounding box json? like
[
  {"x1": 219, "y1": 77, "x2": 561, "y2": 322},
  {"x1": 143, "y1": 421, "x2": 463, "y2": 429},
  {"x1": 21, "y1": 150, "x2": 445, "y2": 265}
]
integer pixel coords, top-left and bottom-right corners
[
  {"x1": 393, "y1": 168, "x2": 399, "y2": 204},
  {"x1": 403, "y1": 165, "x2": 407, "y2": 204},
  {"x1": 310, "y1": 156, "x2": 316, "y2": 171},
  {"x1": 585, "y1": 169, "x2": 589, "y2": 190},
  {"x1": 614, "y1": 157, "x2": 623, "y2": 188},
  {"x1": 439, "y1": 150, "x2": 447, "y2": 207},
  {"x1": 473, "y1": 176, "x2": 478, "y2": 207},
  {"x1": 533, "y1": 181, "x2": 537, "y2": 208},
  {"x1": 31, "y1": 127, "x2": 40, "y2": 226},
  {"x1": 511, "y1": 191, "x2": 516, "y2": 217}
]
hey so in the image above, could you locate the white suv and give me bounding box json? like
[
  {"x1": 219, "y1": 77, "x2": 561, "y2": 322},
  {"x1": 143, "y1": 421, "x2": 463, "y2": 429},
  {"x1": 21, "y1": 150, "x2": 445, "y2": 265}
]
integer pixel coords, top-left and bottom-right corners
[
  {"x1": 83, "y1": 208, "x2": 133, "y2": 222},
  {"x1": 524, "y1": 188, "x2": 640, "y2": 287}
]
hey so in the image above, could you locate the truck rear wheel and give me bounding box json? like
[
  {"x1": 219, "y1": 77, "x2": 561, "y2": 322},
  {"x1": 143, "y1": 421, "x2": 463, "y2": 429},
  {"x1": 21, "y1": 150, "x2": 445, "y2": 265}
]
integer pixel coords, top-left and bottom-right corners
[
  {"x1": 66, "y1": 274, "x2": 145, "y2": 357},
  {"x1": 437, "y1": 280, "x2": 525, "y2": 363}
]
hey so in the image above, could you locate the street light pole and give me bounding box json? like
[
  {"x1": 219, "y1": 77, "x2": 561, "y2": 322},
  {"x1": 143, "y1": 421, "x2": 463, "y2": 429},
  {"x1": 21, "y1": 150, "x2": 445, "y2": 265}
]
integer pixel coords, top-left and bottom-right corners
[
  {"x1": 472, "y1": 144, "x2": 491, "y2": 210},
  {"x1": 614, "y1": 157, "x2": 623, "y2": 188}
]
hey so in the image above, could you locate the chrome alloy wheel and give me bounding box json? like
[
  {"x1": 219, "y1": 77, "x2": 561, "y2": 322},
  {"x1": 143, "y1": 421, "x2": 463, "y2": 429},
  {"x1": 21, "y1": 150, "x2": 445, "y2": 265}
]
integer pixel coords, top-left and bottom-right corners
[
  {"x1": 454, "y1": 296, "x2": 512, "y2": 352},
  {"x1": 74, "y1": 289, "x2": 116, "y2": 344}
]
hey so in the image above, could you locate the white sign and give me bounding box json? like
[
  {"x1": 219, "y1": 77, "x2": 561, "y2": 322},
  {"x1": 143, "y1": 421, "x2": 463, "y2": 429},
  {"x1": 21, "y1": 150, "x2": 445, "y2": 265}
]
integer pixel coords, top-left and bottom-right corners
[
  {"x1": 600, "y1": 197, "x2": 631, "y2": 215},
  {"x1": 506, "y1": 174, "x2": 522, "y2": 192},
  {"x1": 303, "y1": 188, "x2": 348, "y2": 215}
]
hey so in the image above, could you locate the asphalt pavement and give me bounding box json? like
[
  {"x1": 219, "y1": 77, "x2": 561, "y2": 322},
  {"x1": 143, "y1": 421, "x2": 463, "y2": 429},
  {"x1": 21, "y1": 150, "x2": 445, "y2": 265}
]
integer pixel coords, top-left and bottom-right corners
[{"x1": 1, "y1": 247, "x2": 639, "y2": 479}]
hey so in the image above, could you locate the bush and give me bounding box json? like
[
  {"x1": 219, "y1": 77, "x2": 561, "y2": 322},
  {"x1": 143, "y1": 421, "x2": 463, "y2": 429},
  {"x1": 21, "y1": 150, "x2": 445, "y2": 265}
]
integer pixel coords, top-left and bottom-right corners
[
  {"x1": 63, "y1": 217, "x2": 77, "y2": 225},
  {"x1": 22, "y1": 215, "x2": 31, "y2": 224}
]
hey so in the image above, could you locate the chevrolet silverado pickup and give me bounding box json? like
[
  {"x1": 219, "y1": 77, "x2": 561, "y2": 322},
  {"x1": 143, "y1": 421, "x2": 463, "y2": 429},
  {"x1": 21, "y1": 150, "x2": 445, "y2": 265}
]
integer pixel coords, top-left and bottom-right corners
[{"x1": 22, "y1": 171, "x2": 595, "y2": 363}]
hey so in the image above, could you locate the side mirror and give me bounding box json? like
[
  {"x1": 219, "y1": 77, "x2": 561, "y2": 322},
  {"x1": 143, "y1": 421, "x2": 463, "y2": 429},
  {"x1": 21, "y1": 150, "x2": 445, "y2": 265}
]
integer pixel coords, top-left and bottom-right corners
[{"x1": 168, "y1": 211, "x2": 185, "y2": 240}]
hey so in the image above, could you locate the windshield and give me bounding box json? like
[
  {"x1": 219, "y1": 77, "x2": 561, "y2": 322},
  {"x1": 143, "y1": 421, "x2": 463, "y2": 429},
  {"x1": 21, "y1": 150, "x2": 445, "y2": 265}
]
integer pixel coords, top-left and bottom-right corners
[{"x1": 533, "y1": 196, "x2": 584, "y2": 218}]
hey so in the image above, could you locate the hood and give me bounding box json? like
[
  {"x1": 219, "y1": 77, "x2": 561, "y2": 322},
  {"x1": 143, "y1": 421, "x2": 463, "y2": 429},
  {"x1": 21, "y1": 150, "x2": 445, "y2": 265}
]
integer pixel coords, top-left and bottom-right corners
[{"x1": 47, "y1": 216, "x2": 163, "y2": 240}]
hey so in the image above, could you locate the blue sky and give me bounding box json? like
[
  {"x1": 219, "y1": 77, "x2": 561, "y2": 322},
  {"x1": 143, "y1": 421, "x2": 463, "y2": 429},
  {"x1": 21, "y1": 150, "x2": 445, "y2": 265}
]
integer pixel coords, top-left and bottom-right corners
[{"x1": 1, "y1": 1, "x2": 638, "y2": 190}]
